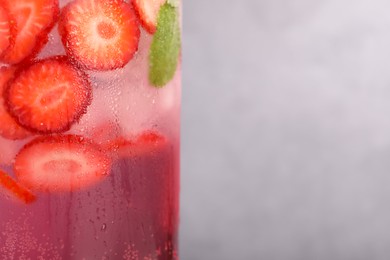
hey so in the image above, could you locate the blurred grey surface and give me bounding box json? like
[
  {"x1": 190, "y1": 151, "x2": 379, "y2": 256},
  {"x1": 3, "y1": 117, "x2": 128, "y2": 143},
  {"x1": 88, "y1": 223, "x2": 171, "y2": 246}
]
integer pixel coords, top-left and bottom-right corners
[{"x1": 181, "y1": 0, "x2": 390, "y2": 259}]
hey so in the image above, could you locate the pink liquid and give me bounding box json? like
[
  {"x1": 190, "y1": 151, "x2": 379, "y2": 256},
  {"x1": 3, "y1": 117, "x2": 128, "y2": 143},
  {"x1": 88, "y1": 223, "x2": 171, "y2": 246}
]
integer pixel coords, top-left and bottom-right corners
[
  {"x1": 0, "y1": 141, "x2": 179, "y2": 259},
  {"x1": 0, "y1": 0, "x2": 181, "y2": 259}
]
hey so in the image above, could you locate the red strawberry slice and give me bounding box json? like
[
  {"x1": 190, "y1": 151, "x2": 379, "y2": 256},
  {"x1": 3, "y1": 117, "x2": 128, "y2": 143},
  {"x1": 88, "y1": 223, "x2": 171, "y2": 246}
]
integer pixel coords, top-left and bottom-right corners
[
  {"x1": 14, "y1": 135, "x2": 112, "y2": 192},
  {"x1": 0, "y1": 169, "x2": 36, "y2": 204},
  {"x1": 0, "y1": 5, "x2": 11, "y2": 56},
  {"x1": 104, "y1": 131, "x2": 168, "y2": 158},
  {"x1": 0, "y1": 0, "x2": 59, "y2": 64},
  {"x1": 132, "y1": 0, "x2": 166, "y2": 34},
  {"x1": 5, "y1": 57, "x2": 92, "y2": 134},
  {"x1": 59, "y1": 0, "x2": 140, "y2": 71},
  {"x1": 0, "y1": 66, "x2": 31, "y2": 139}
]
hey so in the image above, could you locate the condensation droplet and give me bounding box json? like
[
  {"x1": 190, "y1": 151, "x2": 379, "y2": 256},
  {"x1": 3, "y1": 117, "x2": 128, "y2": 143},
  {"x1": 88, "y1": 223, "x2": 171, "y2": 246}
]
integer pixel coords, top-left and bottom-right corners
[{"x1": 101, "y1": 223, "x2": 107, "y2": 231}]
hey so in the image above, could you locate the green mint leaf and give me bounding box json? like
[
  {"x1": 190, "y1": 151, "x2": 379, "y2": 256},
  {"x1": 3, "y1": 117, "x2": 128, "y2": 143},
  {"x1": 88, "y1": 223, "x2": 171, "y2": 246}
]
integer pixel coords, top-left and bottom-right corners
[{"x1": 149, "y1": 3, "x2": 181, "y2": 88}]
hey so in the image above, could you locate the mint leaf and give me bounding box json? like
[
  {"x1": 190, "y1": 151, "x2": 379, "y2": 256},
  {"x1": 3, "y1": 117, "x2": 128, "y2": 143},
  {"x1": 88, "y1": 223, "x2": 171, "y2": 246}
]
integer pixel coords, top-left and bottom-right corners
[{"x1": 149, "y1": 3, "x2": 181, "y2": 88}]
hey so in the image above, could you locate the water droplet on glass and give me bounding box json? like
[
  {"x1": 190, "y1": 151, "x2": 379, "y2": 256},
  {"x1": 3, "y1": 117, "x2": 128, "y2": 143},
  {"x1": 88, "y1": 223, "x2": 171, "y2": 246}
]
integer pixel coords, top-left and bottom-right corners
[{"x1": 101, "y1": 223, "x2": 107, "y2": 231}]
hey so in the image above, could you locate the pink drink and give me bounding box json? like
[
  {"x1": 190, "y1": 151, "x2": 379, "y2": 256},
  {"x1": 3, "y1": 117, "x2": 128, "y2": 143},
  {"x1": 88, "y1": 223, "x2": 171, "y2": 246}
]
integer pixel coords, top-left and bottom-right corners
[{"x1": 0, "y1": 0, "x2": 180, "y2": 259}]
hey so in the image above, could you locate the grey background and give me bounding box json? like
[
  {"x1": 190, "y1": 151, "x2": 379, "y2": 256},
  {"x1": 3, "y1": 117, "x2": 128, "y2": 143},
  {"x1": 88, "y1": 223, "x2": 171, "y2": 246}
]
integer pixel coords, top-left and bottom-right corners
[{"x1": 181, "y1": 0, "x2": 390, "y2": 259}]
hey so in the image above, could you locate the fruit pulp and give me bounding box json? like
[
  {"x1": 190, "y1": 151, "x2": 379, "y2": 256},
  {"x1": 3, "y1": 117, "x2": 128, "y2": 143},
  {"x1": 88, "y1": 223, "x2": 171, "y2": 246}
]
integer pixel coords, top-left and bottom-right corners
[{"x1": 0, "y1": 0, "x2": 181, "y2": 259}]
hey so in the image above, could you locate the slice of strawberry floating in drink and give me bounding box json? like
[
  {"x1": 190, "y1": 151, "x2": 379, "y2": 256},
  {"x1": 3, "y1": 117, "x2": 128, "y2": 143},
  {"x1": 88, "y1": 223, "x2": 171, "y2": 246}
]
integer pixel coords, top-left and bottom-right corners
[
  {"x1": 0, "y1": 66, "x2": 32, "y2": 140},
  {"x1": 0, "y1": 170, "x2": 36, "y2": 204},
  {"x1": 0, "y1": 5, "x2": 11, "y2": 56},
  {"x1": 103, "y1": 131, "x2": 168, "y2": 158},
  {"x1": 14, "y1": 135, "x2": 112, "y2": 192},
  {"x1": 4, "y1": 57, "x2": 92, "y2": 134},
  {"x1": 0, "y1": 0, "x2": 59, "y2": 64},
  {"x1": 59, "y1": 0, "x2": 140, "y2": 71},
  {"x1": 132, "y1": 0, "x2": 166, "y2": 34}
]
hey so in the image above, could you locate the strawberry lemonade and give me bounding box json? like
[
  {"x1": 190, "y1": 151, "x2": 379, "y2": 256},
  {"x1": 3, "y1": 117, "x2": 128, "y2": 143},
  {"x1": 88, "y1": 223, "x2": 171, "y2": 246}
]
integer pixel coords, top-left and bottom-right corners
[{"x1": 0, "y1": 0, "x2": 180, "y2": 259}]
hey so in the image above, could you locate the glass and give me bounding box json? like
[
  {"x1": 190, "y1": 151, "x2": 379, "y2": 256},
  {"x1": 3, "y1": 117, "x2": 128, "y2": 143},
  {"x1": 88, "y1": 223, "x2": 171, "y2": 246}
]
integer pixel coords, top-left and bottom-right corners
[{"x1": 0, "y1": 0, "x2": 180, "y2": 259}]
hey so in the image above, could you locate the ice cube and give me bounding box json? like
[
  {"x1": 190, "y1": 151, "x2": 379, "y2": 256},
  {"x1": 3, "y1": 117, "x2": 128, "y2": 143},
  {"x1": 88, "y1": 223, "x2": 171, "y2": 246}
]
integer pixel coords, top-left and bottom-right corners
[
  {"x1": 69, "y1": 86, "x2": 116, "y2": 138},
  {"x1": 0, "y1": 137, "x2": 28, "y2": 166}
]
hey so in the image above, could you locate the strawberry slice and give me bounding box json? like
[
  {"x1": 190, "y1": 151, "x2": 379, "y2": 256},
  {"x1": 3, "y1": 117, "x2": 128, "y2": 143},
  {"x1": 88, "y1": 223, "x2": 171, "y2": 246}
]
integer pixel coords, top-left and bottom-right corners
[
  {"x1": 5, "y1": 57, "x2": 92, "y2": 134},
  {"x1": 14, "y1": 135, "x2": 112, "y2": 192},
  {"x1": 0, "y1": 0, "x2": 59, "y2": 64},
  {"x1": 0, "y1": 5, "x2": 11, "y2": 56},
  {"x1": 59, "y1": 0, "x2": 140, "y2": 71},
  {"x1": 0, "y1": 66, "x2": 31, "y2": 139},
  {"x1": 132, "y1": 0, "x2": 166, "y2": 34},
  {"x1": 0, "y1": 169, "x2": 36, "y2": 204},
  {"x1": 104, "y1": 131, "x2": 168, "y2": 158}
]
